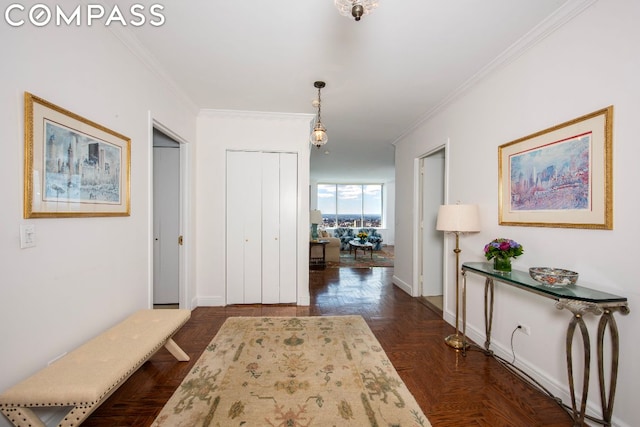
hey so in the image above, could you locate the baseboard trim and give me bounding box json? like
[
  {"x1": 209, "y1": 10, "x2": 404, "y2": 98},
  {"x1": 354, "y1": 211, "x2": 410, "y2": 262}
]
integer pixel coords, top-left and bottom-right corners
[
  {"x1": 196, "y1": 296, "x2": 225, "y2": 307},
  {"x1": 463, "y1": 322, "x2": 616, "y2": 425},
  {"x1": 391, "y1": 275, "x2": 413, "y2": 295}
]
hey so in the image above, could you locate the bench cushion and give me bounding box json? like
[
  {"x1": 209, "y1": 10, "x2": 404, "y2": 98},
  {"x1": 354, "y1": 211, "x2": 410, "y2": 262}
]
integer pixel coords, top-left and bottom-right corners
[{"x1": 0, "y1": 309, "x2": 190, "y2": 408}]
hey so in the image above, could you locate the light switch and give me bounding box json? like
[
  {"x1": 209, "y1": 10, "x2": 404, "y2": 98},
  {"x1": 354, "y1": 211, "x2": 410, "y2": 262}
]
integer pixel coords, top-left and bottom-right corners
[{"x1": 20, "y1": 224, "x2": 36, "y2": 249}]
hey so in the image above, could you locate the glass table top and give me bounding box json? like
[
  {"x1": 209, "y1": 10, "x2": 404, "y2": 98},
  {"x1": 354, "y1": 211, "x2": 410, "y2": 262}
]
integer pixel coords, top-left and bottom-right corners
[{"x1": 462, "y1": 262, "x2": 626, "y2": 304}]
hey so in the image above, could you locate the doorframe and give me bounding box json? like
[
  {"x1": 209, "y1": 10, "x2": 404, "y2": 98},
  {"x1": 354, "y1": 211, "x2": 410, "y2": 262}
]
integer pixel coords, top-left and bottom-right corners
[
  {"x1": 412, "y1": 141, "x2": 449, "y2": 299},
  {"x1": 149, "y1": 115, "x2": 192, "y2": 309}
]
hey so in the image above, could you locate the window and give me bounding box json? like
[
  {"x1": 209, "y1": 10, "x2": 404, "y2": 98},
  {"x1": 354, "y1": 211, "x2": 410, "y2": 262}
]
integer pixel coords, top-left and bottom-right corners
[{"x1": 317, "y1": 184, "x2": 382, "y2": 228}]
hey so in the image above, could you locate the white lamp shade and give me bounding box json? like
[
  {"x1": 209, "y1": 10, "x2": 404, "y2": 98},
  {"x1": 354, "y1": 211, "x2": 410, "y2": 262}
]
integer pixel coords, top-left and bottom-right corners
[
  {"x1": 436, "y1": 204, "x2": 481, "y2": 232},
  {"x1": 310, "y1": 209, "x2": 323, "y2": 224}
]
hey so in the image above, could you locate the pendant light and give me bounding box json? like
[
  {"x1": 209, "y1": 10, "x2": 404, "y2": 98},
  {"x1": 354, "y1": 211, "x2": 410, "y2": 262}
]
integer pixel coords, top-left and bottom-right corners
[
  {"x1": 334, "y1": 0, "x2": 379, "y2": 22},
  {"x1": 310, "y1": 81, "x2": 328, "y2": 148}
]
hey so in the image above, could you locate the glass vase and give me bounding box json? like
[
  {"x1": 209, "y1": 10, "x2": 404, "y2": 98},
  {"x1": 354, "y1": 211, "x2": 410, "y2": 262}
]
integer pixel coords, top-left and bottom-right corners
[{"x1": 493, "y1": 256, "x2": 512, "y2": 273}]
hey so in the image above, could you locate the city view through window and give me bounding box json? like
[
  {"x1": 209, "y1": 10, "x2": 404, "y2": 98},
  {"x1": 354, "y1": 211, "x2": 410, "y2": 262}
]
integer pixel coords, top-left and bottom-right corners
[{"x1": 317, "y1": 184, "x2": 382, "y2": 228}]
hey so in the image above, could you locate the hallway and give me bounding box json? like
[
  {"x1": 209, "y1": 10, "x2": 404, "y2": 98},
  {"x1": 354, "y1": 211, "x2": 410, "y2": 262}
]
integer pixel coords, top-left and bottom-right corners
[{"x1": 84, "y1": 267, "x2": 572, "y2": 426}]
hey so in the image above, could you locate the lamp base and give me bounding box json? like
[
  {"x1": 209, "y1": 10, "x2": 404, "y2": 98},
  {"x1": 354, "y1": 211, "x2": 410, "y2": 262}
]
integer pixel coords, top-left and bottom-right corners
[
  {"x1": 311, "y1": 223, "x2": 319, "y2": 240},
  {"x1": 444, "y1": 333, "x2": 469, "y2": 350}
]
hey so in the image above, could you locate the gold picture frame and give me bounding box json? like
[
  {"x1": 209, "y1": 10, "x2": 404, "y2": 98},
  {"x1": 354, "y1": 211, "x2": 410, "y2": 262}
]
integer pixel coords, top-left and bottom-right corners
[
  {"x1": 24, "y1": 92, "x2": 131, "y2": 218},
  {"x1": 498, "y1": 106, "x2": 613, "y2": 229}
]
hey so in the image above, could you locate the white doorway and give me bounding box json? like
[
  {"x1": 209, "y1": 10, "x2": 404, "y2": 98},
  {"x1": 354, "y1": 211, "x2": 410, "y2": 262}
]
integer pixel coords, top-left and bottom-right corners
[
  {"x1": 419, "y1": 147, "x2": 446, "y2": 309},
  {"x1": 153, "y1": 128, "x2": 181, "y2": 306}
]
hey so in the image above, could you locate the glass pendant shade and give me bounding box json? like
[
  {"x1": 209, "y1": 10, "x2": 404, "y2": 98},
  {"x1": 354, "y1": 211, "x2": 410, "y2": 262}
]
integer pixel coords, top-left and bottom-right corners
[
  {"x1": 334, "y1": 0, "x2": 379, "y2": 21},
  {"x1": 310, "y1": 122, "x2": 328, "y2": 147}
]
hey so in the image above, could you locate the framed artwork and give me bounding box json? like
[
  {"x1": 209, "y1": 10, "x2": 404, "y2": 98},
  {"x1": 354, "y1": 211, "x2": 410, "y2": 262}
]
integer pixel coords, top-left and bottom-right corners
[
  {"x1": 498, "y1": 106, "x2": 613, "y2": 229},
  {"x1": 24, "y1": 92, "x2": 131, "y2": 218}
]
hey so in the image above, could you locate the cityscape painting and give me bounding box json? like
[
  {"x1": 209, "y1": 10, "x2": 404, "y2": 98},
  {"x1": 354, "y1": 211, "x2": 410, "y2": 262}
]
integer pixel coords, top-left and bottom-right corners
[
  {"x1": 509, "y1": 133, "x2": 591, "y2": 211},
  {"x1": 24, "y1": 92, "x2": 131, "y2": 218},
  {"x1": 44, "y1": 121, "x2": 122, "y2": 204},
  {"x1": 499, "y1": 106, "x2": 613, "y2": 229}
]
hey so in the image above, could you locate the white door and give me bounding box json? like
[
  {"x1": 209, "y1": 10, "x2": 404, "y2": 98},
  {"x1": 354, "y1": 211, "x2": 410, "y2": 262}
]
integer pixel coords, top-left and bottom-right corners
[
  {"x1": 277, "y1": 153, "x2": 298, "y2": 303},
  {"x1": 421, "y1": 149, "x2": 445, "y2": 297},
  {"x1": 226, "y1": 151, "x2": 262, "y2": 304},
  {"x1": 262, "y1": 152, "x2": 298, "y2": 303},
  {"x1": 261, "y1": 152, "x2": 281, "y2": 303},
  {"x1": 226, "y1": 151, "x2": 298, "y2": 304},
  {"x1": 153, "y1": 144, "x2": 180, "y2": 304}
]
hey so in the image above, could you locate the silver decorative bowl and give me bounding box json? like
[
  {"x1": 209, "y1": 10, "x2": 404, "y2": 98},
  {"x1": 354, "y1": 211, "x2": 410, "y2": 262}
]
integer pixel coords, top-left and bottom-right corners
[{"x1": 529, "y1": 267, "x2": 578, "y2": 287}]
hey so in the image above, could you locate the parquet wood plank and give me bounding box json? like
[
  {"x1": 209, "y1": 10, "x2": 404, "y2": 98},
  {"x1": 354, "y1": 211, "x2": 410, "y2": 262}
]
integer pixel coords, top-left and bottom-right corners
[{"x1": 82, "y1": 267, "x2": 573, "y2": 426}]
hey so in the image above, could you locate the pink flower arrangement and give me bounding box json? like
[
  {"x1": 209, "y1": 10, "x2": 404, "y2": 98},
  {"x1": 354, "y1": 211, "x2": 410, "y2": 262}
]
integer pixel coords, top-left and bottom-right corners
[{"x1": 484, "y1": 238, "x2": 524, "y2": 260}]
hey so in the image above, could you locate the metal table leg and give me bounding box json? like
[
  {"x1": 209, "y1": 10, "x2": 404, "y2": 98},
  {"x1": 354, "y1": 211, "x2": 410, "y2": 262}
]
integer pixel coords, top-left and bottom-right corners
[
  {"x1": 557, "y1": 300, "x2": 630, "y2": 426},
  {"x1": 483, "y1": 277, "x2": 495, "y2": 354}
]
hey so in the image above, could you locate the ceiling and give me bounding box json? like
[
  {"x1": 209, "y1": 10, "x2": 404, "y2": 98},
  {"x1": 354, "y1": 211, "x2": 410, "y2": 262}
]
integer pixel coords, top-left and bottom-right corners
[{"x1": 126, "y1": 0, "x2": 577, "y2": 183}]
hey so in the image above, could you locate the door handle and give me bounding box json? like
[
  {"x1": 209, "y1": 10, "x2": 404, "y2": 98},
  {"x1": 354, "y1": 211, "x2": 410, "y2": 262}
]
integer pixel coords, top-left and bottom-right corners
[{"x1": 178, "y1": 235, "x2": 183, "y2": 245}]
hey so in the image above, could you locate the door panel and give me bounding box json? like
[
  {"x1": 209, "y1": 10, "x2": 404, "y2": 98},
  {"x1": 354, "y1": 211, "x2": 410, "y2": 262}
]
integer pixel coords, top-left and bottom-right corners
[
  {"x1": 226, "y1": 152, "x2": 245, "y2": 304},
  {"x1": 242, "y1": 153, "x2": 263, "y2": 303},
  {"x1": 226, "y1": 151, "x2": 262, "y2": 304},
  {"x1": 422, "y1": 150, "x2": 445, "y2": 296},
  {"x1": 278, "y1": 153, "x2": 298, "y2": 303},
  {"x1": 153, "y1": 146, "x2": 180, "y2": 304},
  {"x1": 226, "y1": 150, "x2": 298, "y2": 305},
  {"x1": 261, "y1": 153, "x2": 281, "y2": 303}
]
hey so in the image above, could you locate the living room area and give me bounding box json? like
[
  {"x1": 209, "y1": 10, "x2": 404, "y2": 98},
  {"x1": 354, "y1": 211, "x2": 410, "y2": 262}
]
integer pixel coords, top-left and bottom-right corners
[{"x1": 308, "y1": 182, "x2": 396, "y2": 269}]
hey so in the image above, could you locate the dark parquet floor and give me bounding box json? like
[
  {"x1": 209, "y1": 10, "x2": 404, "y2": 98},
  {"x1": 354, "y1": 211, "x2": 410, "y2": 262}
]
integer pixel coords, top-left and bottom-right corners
[{"x1": 84, "y1": 267, "x2": 574, "y2": 426}]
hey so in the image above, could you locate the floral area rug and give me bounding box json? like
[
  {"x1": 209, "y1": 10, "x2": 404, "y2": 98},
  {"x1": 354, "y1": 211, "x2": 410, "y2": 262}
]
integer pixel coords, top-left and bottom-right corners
[
  {"x1": 327, "y1": 245, "x2": 394, "y2": 268},
  {"x1": 152, "y1": 316, "x2": 430, "y2": 427}
]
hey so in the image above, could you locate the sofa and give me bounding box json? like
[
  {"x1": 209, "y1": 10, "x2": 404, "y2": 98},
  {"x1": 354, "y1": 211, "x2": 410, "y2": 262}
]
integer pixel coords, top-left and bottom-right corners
[
  {"x1": 333, "y1": 227, "x2": 355, "y2": 250},
  {"x1": 357, "y1": 228, "x2": 383, "y2": 250},
  {"x1": 332, "y1": 227, "x2": 384, "y2": 251},
  {"x1": 314, "y1": 230, "x2": 341, "y2": 263}
]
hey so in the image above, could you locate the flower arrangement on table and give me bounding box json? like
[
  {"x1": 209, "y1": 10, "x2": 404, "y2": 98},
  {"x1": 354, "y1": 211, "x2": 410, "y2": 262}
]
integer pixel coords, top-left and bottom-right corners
[
  {"x1": 356, "y1": 231, "x2": 368, "y2": 243},
  {"x1": 483, "y1": 238, "x2": 524, "y2": 272}
]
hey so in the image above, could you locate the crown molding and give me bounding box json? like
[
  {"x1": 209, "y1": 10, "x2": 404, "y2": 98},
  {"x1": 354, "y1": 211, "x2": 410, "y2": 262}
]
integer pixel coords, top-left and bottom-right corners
[
  {"x1": 198, "y1": 109, "x2": 315, "y2": 123},
  {"x1": 392, "y1": 0, "x2": 598, "y2": 146}
]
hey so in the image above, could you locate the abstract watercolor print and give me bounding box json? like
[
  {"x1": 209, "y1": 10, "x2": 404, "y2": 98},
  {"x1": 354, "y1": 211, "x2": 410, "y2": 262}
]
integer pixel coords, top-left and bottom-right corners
[{"x1": 509, "y1": 133, "x2": 591, "y2": 211}]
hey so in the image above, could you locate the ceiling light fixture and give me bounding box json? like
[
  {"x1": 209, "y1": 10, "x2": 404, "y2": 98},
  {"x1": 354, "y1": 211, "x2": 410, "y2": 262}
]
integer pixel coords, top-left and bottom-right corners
[
  {"x1": 310, "y1": 81, "x2": 328, "y2": 149},
  {"x1": 334, "y1": 0, "x2": 378, "y2": 21}
]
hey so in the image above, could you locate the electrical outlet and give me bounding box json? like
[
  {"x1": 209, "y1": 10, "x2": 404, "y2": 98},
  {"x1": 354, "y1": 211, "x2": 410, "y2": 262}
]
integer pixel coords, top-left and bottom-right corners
[{"x1": 517, "y1": 323, "x2": 531, "y2": 336}]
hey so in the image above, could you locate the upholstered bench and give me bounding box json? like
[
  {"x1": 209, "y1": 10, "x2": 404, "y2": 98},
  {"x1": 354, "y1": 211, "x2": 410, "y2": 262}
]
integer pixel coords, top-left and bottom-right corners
[{"x1": 0, "y1": 309, "x2": 191, "y2": 427}]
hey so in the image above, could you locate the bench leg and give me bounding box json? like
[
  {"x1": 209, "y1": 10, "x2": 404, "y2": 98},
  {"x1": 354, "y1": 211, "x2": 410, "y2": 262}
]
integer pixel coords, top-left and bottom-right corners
[
  {"x1": 164, "y1": 338, "x2": 190, "y2": 361},
  {"x1": 60, "y1": 405, "x2": 96, "y2": 427},
  {"x1": 1, "y1": 407, "x2": 46, "y2": 427}
]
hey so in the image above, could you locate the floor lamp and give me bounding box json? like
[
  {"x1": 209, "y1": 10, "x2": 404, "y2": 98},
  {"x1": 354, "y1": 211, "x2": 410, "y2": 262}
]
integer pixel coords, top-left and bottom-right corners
[{"x1": 436, "y1": 204, "x2": 481, "y2": 350}]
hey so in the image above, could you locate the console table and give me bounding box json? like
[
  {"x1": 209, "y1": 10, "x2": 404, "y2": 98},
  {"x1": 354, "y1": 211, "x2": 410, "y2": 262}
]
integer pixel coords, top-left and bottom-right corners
[{"x1": 461, "y1": 262, "x2": 629, "y2": 427}]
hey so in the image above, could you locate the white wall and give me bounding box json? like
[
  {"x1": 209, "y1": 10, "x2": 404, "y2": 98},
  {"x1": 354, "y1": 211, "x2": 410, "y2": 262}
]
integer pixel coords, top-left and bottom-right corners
[
  {"x1": 0, "y1": 18, "x2": 197, "y2": 419},
  {"x1": 394, "y1": 1, "x2": 638, "y2": 426},
  {"x1": 194, "y1": 110, "x2": 313, "y2": 307}
]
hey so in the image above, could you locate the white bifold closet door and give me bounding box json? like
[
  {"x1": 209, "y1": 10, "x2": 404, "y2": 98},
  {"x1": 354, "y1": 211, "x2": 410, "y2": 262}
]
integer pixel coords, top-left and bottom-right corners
[{"x1": 226, "y1": 151, "x2": 297, "y2": 304}]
